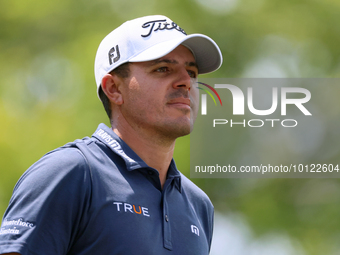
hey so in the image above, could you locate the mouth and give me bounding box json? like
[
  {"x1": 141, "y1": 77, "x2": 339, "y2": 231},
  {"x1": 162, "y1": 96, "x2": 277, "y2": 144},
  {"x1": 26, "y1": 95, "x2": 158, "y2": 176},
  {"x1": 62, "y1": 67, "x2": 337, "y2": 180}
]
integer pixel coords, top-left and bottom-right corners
[{"x1": 167, "y1": 98, "x2": 191, "y2": 110}]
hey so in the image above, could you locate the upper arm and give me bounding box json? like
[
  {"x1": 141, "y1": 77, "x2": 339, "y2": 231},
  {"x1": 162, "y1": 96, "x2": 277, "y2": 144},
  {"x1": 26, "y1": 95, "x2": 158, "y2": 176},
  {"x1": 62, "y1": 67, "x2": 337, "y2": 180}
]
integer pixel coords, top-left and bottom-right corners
[{"x1": 0, "y1": 148, "x2": 92, "y2": 255}]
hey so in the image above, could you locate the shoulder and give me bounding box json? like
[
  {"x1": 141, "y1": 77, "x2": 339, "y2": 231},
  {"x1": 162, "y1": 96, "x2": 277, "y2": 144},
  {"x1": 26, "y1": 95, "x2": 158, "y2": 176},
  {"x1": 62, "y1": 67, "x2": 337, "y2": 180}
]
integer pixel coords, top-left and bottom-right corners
[
  {"x1": 14, "y1": 143, "x2": 91, "y2": 193},
  {"x1": 2, "y1": 142, "x2": 95, "y2": 254},
  {"x1": 180, "y1": 173, "x2": 213, "y2": 210}
]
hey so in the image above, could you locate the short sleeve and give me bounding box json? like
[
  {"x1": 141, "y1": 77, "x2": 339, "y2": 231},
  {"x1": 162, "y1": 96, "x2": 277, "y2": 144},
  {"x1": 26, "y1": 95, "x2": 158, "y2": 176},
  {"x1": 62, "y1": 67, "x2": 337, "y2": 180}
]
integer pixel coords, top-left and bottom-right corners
[{"x1": 0, "y1": 148, "x2": 92, "y2": 255}]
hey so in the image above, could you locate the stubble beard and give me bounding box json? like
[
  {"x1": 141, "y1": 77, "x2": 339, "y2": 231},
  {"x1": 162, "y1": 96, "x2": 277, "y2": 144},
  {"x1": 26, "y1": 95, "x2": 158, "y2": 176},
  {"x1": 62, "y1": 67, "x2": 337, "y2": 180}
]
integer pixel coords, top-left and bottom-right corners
[{"x1": 153, "y1": 104, "x2": 198, "y2": 146}]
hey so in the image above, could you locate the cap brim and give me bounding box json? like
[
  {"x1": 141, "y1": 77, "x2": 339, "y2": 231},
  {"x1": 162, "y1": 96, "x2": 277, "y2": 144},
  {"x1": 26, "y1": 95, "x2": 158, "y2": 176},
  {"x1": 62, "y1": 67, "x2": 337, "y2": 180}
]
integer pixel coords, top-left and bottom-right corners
[{"x1": 129, "y1": 34, "x2": 222, "y2": 74}]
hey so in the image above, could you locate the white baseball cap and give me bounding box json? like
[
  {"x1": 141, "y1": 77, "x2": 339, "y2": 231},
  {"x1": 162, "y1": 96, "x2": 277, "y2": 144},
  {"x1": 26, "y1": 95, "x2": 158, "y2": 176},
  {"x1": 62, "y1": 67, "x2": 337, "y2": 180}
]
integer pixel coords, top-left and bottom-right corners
[{"x1": 94, "y1": 15, "x2": 223, "y2": 94}]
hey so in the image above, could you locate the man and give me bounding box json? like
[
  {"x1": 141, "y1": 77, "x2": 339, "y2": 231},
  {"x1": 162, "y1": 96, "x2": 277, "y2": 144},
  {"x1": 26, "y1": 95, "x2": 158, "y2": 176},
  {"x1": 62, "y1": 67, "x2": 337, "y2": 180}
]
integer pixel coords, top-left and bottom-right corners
[{"x1": 0, "y1": 15, "x2": 222, "y2": 254}]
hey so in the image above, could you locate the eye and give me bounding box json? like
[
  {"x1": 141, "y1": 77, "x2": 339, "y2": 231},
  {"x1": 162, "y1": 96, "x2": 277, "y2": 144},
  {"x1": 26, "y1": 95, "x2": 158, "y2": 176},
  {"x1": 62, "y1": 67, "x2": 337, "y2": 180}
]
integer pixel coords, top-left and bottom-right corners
[
  {"x1": 156, "y1": 67, "x2": 169, "y2": 73},
  {"x1": 187, "y1": 70, "x2": 197, "y2": 78}
]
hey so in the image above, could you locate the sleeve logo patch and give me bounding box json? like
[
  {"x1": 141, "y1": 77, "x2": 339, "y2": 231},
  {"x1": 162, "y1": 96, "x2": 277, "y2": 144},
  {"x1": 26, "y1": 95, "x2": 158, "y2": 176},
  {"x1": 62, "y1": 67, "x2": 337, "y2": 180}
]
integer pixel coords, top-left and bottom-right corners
[{"x1": 0, "y1": 218, "x2": 35, "y2": 236}]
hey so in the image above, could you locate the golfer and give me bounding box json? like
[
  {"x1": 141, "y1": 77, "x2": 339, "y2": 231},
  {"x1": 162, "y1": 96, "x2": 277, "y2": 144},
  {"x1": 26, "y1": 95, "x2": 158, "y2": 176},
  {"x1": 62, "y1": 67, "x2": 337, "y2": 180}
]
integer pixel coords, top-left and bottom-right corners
[{"x1": 0, "y1": 15, "x2": 222, "y2": 255}]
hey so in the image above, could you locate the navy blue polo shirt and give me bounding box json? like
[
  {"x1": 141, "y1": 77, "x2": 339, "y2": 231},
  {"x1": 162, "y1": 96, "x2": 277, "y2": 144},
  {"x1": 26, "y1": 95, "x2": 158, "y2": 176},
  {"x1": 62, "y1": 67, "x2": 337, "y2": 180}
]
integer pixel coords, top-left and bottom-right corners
[{"x1": 0, "y1": 123, "x2": 214, "y2": 255}]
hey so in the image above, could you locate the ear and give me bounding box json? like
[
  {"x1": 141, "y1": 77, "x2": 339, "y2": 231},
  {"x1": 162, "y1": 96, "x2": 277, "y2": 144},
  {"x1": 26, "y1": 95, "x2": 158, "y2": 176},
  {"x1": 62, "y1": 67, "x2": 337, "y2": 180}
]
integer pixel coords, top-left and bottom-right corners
[{"x1": 101, "y1": 74, "x2": 124, "y2": 105}]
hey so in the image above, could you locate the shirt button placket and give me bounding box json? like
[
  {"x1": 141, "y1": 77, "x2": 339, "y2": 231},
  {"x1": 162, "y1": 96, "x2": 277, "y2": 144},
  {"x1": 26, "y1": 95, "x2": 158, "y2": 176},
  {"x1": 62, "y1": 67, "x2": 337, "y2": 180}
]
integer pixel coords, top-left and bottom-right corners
[{"x1": 162, "y1": 182, "x2": 172, "y2": 250}]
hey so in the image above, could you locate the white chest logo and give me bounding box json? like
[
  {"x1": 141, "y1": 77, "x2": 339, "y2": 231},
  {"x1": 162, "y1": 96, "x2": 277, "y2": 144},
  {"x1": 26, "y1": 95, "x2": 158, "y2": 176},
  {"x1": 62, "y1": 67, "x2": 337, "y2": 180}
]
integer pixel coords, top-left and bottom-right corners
[
  {"x1": 113, "y1": 202, "x2": 150, "y2": 217},
  {"x1": 191, "y1": 225, "x2": 200, "y2": 236}
]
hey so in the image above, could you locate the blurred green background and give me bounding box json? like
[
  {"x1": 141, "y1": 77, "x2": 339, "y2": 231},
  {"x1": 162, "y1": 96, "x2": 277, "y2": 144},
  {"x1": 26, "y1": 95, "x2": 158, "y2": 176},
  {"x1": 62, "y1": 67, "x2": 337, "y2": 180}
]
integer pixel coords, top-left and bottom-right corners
[{"x1": 1, "y1": 0, "x2": 340, "y2": 254}]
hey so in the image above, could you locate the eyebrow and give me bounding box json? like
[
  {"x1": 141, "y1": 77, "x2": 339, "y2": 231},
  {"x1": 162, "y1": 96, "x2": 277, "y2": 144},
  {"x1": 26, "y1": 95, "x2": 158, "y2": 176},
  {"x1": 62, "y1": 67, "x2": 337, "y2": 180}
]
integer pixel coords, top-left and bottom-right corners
[{"x1": 150, "y1": 58, "x2": 198, "y2": 69}]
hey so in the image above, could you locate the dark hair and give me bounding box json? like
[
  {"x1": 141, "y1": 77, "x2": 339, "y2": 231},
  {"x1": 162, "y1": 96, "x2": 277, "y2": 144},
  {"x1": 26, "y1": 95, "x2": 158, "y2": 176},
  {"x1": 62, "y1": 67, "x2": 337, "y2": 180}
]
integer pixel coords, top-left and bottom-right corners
[{"x1": 99, "y1": 62, "x2": 130, "y2": 119}]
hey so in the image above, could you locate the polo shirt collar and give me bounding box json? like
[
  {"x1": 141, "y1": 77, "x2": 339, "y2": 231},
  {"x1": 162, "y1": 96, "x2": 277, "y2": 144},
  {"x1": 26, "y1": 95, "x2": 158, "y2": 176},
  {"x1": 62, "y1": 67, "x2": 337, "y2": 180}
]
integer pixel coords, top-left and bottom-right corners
[
  {"x1": 167, "y1": 159, "x2": 182, "y2": 192},
  {"x1": 93, "y1": 123, "x2": 147, "y2": 170},
  {"x1": 92, "y1": 123, "x2": 182, "y2": 192}
]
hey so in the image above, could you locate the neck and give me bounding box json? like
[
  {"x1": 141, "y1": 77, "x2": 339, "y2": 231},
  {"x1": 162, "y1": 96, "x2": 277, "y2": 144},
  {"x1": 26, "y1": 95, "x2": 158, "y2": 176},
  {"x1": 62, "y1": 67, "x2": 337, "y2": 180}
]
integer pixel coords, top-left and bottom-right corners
[{"x1": 111, "y1": 114, "x2": 176, "y2": 188}]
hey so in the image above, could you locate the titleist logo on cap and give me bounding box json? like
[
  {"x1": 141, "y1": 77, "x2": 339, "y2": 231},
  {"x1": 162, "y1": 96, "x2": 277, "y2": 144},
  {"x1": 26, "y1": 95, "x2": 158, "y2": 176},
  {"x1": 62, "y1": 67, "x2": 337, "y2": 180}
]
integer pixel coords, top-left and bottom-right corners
[{"x1": 141, "y1": 19, "x2": 187, "y2": 38}]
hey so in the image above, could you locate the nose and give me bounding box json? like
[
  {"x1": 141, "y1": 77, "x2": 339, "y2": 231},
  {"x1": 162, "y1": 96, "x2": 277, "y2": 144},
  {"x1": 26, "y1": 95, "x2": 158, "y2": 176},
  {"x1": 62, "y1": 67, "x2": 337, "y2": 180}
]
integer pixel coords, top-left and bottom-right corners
[{"x1": 172, "y1": 68, "x2": 193, "y2": 91}]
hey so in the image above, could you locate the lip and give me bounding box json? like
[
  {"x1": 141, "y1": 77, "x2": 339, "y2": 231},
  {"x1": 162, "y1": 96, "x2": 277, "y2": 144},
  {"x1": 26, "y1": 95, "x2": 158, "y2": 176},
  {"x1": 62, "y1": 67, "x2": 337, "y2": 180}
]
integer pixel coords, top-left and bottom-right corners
[{"x1": 167, "y1": 98, "x2": 191, "y2": 109}]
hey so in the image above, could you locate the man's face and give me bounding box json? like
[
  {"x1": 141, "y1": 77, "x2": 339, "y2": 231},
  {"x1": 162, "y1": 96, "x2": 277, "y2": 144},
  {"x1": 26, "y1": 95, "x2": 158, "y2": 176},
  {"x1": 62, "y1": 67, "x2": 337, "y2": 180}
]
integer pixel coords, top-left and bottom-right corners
[{"x1": 119, "y1": 45, "x2": 199, "y2": 140}]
